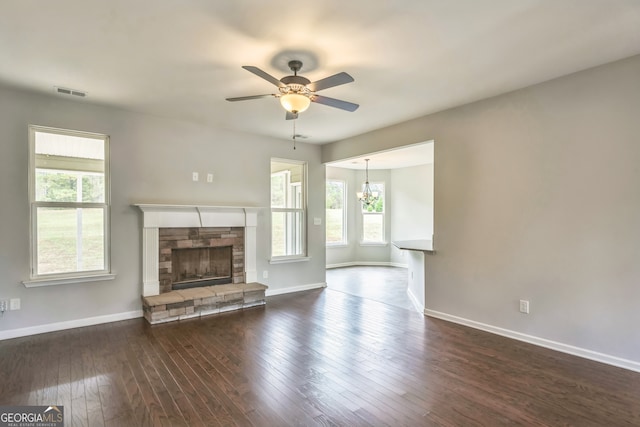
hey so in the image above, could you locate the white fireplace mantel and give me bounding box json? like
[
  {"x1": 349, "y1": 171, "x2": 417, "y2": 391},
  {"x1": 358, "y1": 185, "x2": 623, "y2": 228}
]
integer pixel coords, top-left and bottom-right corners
[{"x1": 134, "y1": 204, "x2": 262, "y2": 297}]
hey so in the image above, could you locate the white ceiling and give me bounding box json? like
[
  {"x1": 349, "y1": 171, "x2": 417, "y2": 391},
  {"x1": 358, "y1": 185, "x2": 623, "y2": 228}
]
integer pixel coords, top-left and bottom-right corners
[
  {"x1": 1, "y1": 1, "x2": 640, "y2": 145},
  {"x1": 328, "y1": 142, "x2": 434, "y2": 170}
]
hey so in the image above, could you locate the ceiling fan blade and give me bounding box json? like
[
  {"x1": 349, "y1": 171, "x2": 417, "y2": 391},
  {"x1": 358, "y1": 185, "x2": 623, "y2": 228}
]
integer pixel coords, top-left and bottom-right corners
[
  {"x1": 307, "y1": 72, "x2": 354, "y2": 92},
  {"x1": 312, "y1": 95, "x2": 359, "y2": 112},
  {"x1": 226, "y1": 94, "x2": 275, "y2": 101},
  {"x1": 286, "y1": 111, "x2": 298, "y2": 120},
  {"x1": 242, "y1": 66, "x2": 284, "y2": 87}
]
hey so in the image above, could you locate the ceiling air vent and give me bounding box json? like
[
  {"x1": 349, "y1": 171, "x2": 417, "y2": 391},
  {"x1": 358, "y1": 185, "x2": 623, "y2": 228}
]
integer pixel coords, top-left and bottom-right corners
[{"x1": 54, "y1": 86, "x2": 87, "y2": 97}]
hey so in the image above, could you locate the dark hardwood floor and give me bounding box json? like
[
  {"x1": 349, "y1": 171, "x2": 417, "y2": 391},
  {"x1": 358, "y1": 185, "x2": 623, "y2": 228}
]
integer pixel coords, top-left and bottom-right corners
[{"x1": 1, "y1": 288, "x2": 639, "y2": 426}]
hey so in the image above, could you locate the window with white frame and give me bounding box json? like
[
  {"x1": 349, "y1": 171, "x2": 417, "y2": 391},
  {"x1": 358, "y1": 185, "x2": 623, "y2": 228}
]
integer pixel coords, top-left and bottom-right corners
[
  {"x1": 29, "y1": 125, "x2": 110, "y2": 280},
  {"x1": 271, "y1": 159, "x2": 306, "y2": 258},
  {"x1": 361, "y1": 182, "x2": 385, "y2": 243},
  {"x1": 326, "y1": 180, "x2": 347, "y2": 245}
]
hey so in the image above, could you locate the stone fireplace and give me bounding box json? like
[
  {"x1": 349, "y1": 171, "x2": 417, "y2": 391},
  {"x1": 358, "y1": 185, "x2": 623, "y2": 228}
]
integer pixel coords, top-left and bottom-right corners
[
  {"x1": 135, "y1": 204, "x2": 260, "y2": 297},
  {"x1": 136, "y1": 205, "x2": 266, "y2": 324},
  {"x1": 159, "y1": 227, "x2": 244, "y2": 293}
]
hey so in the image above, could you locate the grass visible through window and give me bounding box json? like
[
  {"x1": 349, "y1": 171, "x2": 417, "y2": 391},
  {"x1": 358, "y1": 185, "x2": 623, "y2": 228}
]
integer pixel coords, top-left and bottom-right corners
[{"x1": 37, "y1": 208, "x2": 104, "y2": 275}]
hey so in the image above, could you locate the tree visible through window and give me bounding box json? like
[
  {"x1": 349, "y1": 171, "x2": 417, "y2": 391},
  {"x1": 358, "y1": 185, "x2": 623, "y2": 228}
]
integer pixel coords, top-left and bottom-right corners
[
  {"x1": 361, "y1": 182, "x2": 385, "y2": 243},
  {"x1": 29, "y1": 126, "x2": 110, "y2": 278},
  {"x1": 326, "y1": 180, "x2": 346, "y2": 245}
]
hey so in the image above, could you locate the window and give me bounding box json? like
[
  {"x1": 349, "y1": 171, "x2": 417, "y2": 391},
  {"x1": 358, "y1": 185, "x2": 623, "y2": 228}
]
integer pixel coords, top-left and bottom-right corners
[
  {"x1": 28, "y1": 125, "x2": 110, "y2": 282},
  {"x1": 271, "y1": 159, "x2": 306, "y2": 259},
  {"x1": 361, "y1": 182, "x2": 385, "y2": 243},
  {"x1": 326, "y1": 180, "x2": 346, "y2": 245}
]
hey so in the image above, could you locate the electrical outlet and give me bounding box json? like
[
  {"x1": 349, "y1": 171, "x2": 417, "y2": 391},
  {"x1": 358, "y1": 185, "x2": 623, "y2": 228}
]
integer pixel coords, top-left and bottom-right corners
[
  {"x1": 0, "y1": 300, "x2": 7, "y2": 313},
  {"x1": 192, "y1": 172, "x2": 199, "y2": 181},
  {"x1": 207, "y1": 173, "x2": 214, "y2": 183},
  {"x1": 519, "y1": 299, "x2": 530, "y2": 314},
  {"x1": 10, "y1": 298, "x2": 20, "y2": 311},
  {"x1": 263, "y1": 270, "x2": 268, "y2": 279}
]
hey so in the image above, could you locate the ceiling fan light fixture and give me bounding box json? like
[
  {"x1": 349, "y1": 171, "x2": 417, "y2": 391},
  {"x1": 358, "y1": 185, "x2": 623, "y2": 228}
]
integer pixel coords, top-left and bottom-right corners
[{"x1": 280, "y1": 93, "x2": 311, "y2": 113}]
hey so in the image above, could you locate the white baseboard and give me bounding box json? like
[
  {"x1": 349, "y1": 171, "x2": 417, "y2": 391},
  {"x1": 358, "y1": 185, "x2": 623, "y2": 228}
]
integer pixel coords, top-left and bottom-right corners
[
  {"x1": 407, "y1": 288, "x2": 424, "y2": 314},
  {"x1": 390, "y1": 262, "x2": 408, "y2": 268},
  {"x1": 326, "y1": 262, "x2": 357, "y2": 269},
  {"x1": 326, "y1": 262, "x2": 408, "y2": 269},
  {"x1": 0, "y1": 310, "x2": 143, "y2": 341},
  {"x1": 266, "y1": 282, "x2": 327, "y2": 297},
  {"x1": 424, "y1": 309, "x2": 640, "y2": 373}
]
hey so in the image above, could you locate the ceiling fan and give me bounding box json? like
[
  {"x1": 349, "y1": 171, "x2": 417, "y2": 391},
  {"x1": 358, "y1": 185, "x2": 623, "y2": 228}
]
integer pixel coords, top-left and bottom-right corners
[{"x1": 226, "y1": 60, "x2": 359, "y2": 120}]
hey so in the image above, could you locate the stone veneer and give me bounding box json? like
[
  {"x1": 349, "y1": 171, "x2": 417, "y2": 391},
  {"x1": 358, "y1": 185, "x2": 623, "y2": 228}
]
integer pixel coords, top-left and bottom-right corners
[
  {"x1": 142, "y1": 282, "x2": 268, "y2": 324},
  {"x1": 159, "y1": 227, "x2": 244, "y2": 294}
]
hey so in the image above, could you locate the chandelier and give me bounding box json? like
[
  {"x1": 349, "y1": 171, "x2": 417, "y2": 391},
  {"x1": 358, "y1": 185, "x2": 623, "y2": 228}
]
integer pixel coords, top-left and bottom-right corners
[{"x1": 357, "y1": 159, "x2": 379, "y2": 207}]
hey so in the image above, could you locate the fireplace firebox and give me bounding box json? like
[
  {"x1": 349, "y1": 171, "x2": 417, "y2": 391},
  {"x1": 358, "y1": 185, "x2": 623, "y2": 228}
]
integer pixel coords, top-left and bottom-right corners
[
  {"x1": 171, "y1": 246, "x2": 232, "y2": 290},
  {"x1": 158, "y1": 226, "x2": 245, "y2": 294}
]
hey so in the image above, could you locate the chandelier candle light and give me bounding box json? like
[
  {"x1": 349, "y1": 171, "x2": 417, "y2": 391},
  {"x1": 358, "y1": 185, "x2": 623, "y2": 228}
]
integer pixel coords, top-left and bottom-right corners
[{"x1": 357, "y1": 159, "x2": 379, "y2": 207}]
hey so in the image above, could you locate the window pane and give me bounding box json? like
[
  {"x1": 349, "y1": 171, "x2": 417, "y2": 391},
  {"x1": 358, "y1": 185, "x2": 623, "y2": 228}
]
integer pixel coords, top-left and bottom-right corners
[
  {"x1": 36, "y1": 169, "x2": 105, "y2": 203},
  {"x1": 326, "y1": 180, "x2": 345, "y2": 244},
  {"x1": 34, "y1": 131, "x2": 105, "y2": 203},
  {"x1": 270, "y1": 173, "x2": 286, "y2": 208},
  {"x1": 36, "y1": 207, "x2": 105, "y2": 275},
  {"x1": 363, "y1": 213, "x2": 383, "y2": 242},
  {"x1": 270, "y1": 159, "x2": 306, "y2": 259},
  {"x1": 35, "y1": 131, "x2": 105, "y2": 160},
  {"x1": 271, "y1": 211, "x2": 304, "y2": 257}
]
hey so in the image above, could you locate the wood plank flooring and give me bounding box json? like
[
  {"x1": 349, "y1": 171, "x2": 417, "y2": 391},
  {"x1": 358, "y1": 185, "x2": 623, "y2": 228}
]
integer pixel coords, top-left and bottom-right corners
[{"x1": 1, "y1": 288, "x2": 639, "y2": 426}]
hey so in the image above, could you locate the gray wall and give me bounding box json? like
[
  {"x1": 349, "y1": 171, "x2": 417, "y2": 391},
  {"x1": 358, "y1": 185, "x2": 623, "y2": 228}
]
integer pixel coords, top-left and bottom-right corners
[
  {"x1": 0, "y1": 84, "x2": 326, "y2": 335},
  {"x1": 322, "y1": 55, "x2": 640, "y2": 363}
]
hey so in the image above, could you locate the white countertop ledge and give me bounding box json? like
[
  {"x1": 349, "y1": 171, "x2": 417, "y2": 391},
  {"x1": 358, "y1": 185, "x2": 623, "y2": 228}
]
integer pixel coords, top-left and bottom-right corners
[{"x1": 392, "y1": 239, "x2": 435, "y2": 253}]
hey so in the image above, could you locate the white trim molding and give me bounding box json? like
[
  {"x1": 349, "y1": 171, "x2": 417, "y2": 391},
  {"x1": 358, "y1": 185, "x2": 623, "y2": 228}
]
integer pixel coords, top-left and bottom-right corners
[
  {"x1": 134, "y1": 204, "x2": 262, "y2": 297},
  {"x1": 326, "y1": 262, "x2": 407, "y2": 269},
  {"x1": 266, "y1": 282, "x2": 327, "y2": 297},
  {"x1": 0, "y1": 310, "x2": 143, "y2": 341},
  {"x1": 23, "y1": 273, "x2": 116, "y2": 288},
  {"x1": 424, "y1": 309, "x2": 640, "y2": 373}
]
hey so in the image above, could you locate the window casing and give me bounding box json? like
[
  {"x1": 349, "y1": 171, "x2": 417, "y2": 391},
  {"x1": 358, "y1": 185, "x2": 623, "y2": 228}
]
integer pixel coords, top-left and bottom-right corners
[
  {"x1": 361, "y1": 182, "x2": 385, "y2": 243},
  {"x1": 28, "y1": 125, "x2": 110, "y2": 281},
  {"x1": 271, "y1": 159, "x2": 306, "y2": 259},
  {"x1": 326, "y1": 180, "x2": 347, "y2": 246}
]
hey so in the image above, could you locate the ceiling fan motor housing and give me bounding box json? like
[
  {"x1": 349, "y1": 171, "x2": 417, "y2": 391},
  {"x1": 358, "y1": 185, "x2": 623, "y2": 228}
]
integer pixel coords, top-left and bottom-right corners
[{"x1": 280, "y1": 75, "x2": 311, "y2": 86}]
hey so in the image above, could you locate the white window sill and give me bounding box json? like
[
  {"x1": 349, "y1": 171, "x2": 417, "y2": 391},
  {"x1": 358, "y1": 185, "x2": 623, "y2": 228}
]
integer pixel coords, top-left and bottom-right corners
[
  {"x1": 326, "y1": 243, "x2": 348, "y2": 249},
  {"x1": 269, "y1": 256, "x2": 311, "y2": 265},
  {"x1": 359, "y1": 241, "x2": 388, "y2": 247},
  {"x1": 23, "y1": 273, "x2": 116, "y2": 288}
]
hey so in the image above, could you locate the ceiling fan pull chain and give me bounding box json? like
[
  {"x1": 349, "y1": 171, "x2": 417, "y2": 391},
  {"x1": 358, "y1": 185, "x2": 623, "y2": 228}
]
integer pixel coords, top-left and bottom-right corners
[{"x1": 292, "y1": 120, "x2": 297, "y2": 150}]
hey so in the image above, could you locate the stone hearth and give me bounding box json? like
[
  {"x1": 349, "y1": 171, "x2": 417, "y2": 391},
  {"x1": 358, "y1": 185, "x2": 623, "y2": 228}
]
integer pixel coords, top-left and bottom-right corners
[{"x1": 142, "y1": 282, "x2": 267, "y2": 324}]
